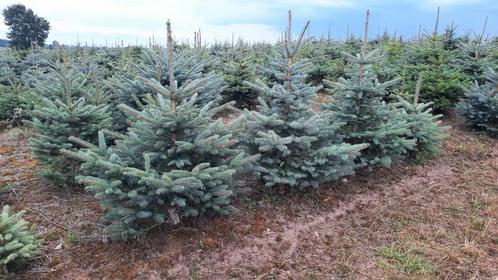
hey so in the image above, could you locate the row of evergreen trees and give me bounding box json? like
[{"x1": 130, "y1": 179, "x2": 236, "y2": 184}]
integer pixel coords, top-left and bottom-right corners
[
  {"x1": 2, "y1": 22, "x2": 497, "y2": 124},
  {"x1": 15, "y1": 15, "x2": 447, "y2": 240},
  {"x1": 0, "y1": 15, "x2": 495, "y2": 243}
]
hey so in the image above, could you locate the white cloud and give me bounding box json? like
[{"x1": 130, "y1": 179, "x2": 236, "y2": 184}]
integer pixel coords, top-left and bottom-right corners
[
  {"x1": 1, "y1": 0, "x2": 353, "y2": 45},
  {"x1": 275, "y1": 0, "x2": 358, "y2": 8},
  {"x1": 415, "y1": 0, "x2": 483, "y2": 9},
  {"x1": 2, "y1": 0, "x2": 489, "y2": 45}
]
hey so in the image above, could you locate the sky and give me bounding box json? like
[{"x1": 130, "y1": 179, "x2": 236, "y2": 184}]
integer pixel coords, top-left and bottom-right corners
[{"x1": 0, "y1": 0, "x2": 497, "y2": 46}]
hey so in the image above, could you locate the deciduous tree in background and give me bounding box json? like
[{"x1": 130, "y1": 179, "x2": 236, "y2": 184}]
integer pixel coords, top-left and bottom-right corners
[{"x1": 2, "y1": 4, "x2": 50, "y2": 50}]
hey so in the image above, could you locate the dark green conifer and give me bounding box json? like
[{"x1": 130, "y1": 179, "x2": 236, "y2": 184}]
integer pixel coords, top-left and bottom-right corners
[
  {"x1": 323, "y1": 11, "x2": 415, "y2": 168},
  {"x1": 30, "y1": 56, "x2": 112, "y2": 186}
]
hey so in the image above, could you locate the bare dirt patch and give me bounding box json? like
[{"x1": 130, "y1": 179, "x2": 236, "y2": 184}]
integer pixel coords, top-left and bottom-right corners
[{"x1": 1, "y1": 118, "x2": 497, "y2": 280}]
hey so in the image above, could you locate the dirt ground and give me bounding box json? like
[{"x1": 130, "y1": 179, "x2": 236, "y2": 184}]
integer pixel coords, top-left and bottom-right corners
[{"x1": 0, "y1": 116, "x2": 497, "y2": 280}]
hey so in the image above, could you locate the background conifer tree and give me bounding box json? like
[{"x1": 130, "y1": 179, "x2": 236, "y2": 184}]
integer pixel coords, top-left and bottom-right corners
[
  {"x1": 457, "y1": 68, "x2": 498, "y2": 137},
  {"x1": 106, "y1": 45, "x2": 225, "y2": 132},
  {"x1": 29, "y1": 56, "x2": 112, "y2": 186},
  {"x1": 394, "y1": 74, "x2": 446, "y2": 159},
  {"x1": 0, "y1": 51, "x2": 25, "y2": 123},
  {"x1": 299, "y1": 40, "x2": 346, "y2": 86},
  {"x1": 219, "y1": 49, "x2": 258, "y2": 109},
  {"x1": 457, "y1": 20, "x2": 494, "y2": 85}
]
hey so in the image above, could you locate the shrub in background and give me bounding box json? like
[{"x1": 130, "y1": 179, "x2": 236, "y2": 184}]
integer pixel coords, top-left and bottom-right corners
[{"x1": 457, "y1": 68, "x2": 498, "y2": 137}]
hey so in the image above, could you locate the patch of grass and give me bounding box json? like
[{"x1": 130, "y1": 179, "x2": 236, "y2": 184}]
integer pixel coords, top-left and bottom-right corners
[
  {"x1": 4, "y1": 127, "x2": 37, "y2": 140},
  {"x1": 305, "y1": 272, "x2": 320, "y2": 280},
  {"x1": 335, "y1": 263, "x2": 350, "y2": 279},
  {"x1": 453, "y1": 138, "x2": 491, "y2": 156},
  {"x1": 189, "y1": 267, "x2": 200, "y2": 280},
  {"x1": 265, "y1": 272, "x2": 276, "y2": 280},
  {"x1": 0, "y1": 183, "x2": 15, "y2": 194},
  {"x1": 469, "y1": 217, "x2": 486, "y2": 231},
  {"x1": 391, "y1": 213, "x2": 413, "y2": 230},
  {"x1": 259, "y1": 188, "x2": 288, "y2": 206},
  {"x1": 379, "y1": 245, "x2": 434, "y2": 275},
  {"x1": 238, "y1": 197, "x2": 258, "y2": 214},
  {"x1": 471, "y1": 200, "x2": 487, "y2": 211},
  {"x1": 64, "y1": 231, "x2": 80, "y2": 245},
  {"x1": 447, "y1": 206, "x2": 460, "y2": 216}
]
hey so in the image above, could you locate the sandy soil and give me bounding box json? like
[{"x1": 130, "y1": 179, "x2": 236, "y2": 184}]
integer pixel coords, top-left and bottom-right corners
[{"x1": 0, "y1": 117, "x2": 496, "y2": 280}]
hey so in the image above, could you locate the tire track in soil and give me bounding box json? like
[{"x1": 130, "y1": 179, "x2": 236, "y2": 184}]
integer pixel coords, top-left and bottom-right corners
[{"x1": 167, "y1": 162, "x2": 455, "y2": 279}]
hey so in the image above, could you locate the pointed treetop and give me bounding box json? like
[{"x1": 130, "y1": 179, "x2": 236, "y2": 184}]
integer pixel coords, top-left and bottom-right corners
[{"x1": 166, "y1": 20, "x2": 175, "y2": 89}]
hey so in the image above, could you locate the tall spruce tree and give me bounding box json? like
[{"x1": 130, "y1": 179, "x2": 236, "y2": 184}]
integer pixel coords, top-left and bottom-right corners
[
  {"x1": 323, "y1": 10, "x2": 416, "y2": 168},
  {"x1": 236, "y1": 12, "x2": 366, "y2": 188},
  {"x1": 64, "y1": 21, "x2": 258, "y2": 239},
  {"x1": 29, "y1": 56, "x2": 112, "y2": 186}
]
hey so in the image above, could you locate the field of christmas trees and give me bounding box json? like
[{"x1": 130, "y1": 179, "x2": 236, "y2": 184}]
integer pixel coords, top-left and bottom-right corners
[{"x1": 0, "y1": 10, "x2": 497, "y2": 279}]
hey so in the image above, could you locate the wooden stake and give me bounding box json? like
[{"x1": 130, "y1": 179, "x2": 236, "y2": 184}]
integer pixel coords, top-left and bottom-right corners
[
  {"x1": 287, "y1": 10, "x2": 292, "y2": 42},
  {"x1": 362, "y1": 9, "x2": 370, "y2": 52},
  {"x1": 417, "y1": 25, "x2": 422, "y2": 43},
  {"x1": 167, "y1": 20, "x2": 177, "y2": 143},
  {"x1": 286, "y1": 10, "x2": 293, "y2": 84},
  {"x1": 414, "y1": 72, "x2": 423, "y2": 106},
  {"x1": 197, "y1": 28, "x2": 202, "y2": 49},
  {"x1": 476, "y1": 16, "x2": 488, "y2": 60},
  {"x1": 432, "y1": 6, "x2": 440, "y2": 40},
  {"x1": 359, "y1": 9, "x2": 370, "y2": 81},
  {"x1": 327, "y1": 20, "x2": 332, "y2": 41},
  {"x1": 167, "y1": 20, "x2": 175, "y2": 111}
]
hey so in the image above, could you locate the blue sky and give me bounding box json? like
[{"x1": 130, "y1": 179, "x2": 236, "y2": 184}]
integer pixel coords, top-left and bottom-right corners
[{"x1": 0, "y1": 0, "x2": 496, "y2": 46}]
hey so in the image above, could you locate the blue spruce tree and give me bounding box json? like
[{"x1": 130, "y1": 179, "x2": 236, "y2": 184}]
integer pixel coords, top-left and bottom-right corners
[
  {"x1": 236, "y1": 12, "x2": 366, "y2": 188},
  {"x1": 64, "y1": 21, "x2": 259, "y2": 240},
  {"x1": 323, "y1": 11, "x2": 415, "y2": 168}
]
